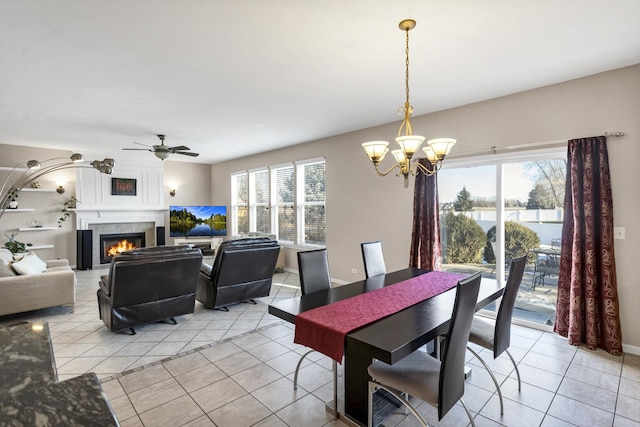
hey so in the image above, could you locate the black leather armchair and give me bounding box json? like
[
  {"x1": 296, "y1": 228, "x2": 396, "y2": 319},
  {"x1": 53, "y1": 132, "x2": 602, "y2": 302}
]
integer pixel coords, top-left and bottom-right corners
[
  {"x1": 97, "y1": 245, "x2": 203, "y2": 334},
  {"x1": 197, "y1": 238, "x2": 280, "y2": 310}
]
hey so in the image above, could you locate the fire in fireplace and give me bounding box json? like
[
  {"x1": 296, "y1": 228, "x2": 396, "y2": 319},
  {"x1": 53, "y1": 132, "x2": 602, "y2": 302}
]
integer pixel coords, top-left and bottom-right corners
[{"x1": 99, "y1": 232, "x2": 146, "y2": 264}]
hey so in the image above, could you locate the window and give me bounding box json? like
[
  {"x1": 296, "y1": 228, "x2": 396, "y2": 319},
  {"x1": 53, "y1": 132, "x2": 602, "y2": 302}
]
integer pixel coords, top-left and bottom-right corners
[
  {"x1": 438, "y1": 150, "x2": 566, "y2": 328},
  {"x1": 249, "y1": 169, "x2": 270, "y2": 233},
  {"x1": 273, "y1": 165, "x2": 295, "y2": 243},
  {"x1": 231, "y1": 158, "x2": 326, "y2": 246},
  {"x1": 230, "y1": 172, "x2": 248, "y2": 235},
  {"x1": 297, "y1": 160, "x2": 326, "y2": 245}
]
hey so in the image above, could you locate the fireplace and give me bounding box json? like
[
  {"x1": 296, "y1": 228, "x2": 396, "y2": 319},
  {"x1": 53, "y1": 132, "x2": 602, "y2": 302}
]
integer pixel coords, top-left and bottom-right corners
[{"x1": 99, "y1": 232, "x2": 146, "y2": 264}]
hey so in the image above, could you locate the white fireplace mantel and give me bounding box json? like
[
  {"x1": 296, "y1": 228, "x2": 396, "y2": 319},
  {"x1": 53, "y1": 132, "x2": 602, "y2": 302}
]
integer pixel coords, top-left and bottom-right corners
[{"x1": 73, "y1": 208, "x2": 166, "y2": 230}]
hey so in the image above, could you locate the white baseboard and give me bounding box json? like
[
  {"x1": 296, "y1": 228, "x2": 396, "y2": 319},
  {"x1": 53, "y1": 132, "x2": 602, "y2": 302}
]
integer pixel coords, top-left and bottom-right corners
[{"x1": 622, "y1": 343, "x2": 640, "y2": 355}]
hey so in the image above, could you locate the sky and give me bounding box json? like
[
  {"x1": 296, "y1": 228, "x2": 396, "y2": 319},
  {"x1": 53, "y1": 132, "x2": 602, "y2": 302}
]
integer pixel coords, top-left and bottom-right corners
[{"x1": 438, "y1": 163, "x2": 538, "y2": 204}]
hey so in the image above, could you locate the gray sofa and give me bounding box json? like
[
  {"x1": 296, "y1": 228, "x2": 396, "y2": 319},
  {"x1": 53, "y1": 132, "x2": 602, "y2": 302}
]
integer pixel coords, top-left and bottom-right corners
[{"x1": 0, "y1": 249, "x2": 76, "y2": 316}]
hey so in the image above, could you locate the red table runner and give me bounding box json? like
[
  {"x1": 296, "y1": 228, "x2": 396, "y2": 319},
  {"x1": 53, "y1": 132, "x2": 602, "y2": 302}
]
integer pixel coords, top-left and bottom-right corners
[{"x1": 293, "y1": 271, "x2": 468, "y2": 363}]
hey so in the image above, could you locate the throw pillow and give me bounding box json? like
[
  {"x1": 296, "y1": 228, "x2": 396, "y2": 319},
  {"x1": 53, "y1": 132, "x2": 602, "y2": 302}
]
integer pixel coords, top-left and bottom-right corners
[
  {"x1": 11, "y1": 253, "x2": 47, "y2": 275},
  {"x1": 28, "y1": 252, "x2": 48, "y2": 271}
]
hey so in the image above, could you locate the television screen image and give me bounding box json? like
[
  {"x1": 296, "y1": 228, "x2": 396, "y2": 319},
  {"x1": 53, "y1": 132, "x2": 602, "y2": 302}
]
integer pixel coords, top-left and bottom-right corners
[{"x1": 169, "y1": 205, "x2": 227, "y2": 237}]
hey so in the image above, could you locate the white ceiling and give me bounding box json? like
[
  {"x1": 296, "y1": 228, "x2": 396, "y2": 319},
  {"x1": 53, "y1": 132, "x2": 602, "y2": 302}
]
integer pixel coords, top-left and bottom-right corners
[{"x1": 1, "y1": 0, "x2": 639, "y2": 164}]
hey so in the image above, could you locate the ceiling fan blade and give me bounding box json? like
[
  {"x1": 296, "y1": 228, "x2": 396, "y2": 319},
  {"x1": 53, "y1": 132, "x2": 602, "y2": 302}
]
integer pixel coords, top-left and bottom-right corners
[
  {"x1": 168, "y1": 145, "x2": 190, "y2": 151},
  {"x1": 122, "y1": 148, "x2": 153, "y2": 151},
  {"x1": 175, "y1": 151, "x2": 200, "y2": 157},
  {"x1": 132, "y1": 141, "x2": 153, "y2": 148}
]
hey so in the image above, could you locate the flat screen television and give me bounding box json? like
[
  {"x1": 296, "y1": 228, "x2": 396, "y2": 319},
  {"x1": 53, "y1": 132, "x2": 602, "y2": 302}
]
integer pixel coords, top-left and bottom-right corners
[{"x1": 169, "y1": 205, "x2": 227, "y2": 237}]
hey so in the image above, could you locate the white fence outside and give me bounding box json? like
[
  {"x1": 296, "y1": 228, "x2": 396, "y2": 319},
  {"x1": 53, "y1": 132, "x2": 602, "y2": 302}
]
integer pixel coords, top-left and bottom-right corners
[{"x1": 447, "y1": 208, "x2": 564, "y2": 245}]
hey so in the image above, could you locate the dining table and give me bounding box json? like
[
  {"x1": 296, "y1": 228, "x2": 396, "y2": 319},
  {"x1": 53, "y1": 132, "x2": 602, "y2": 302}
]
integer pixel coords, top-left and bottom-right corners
[{"x1": 268, "y1": 267, "x2": 505, "y2": 426}]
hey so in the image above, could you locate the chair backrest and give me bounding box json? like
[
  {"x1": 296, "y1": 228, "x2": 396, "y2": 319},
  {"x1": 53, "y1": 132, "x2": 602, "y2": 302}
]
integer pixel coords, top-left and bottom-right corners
[
  {"x1": 109, "y1": 246, "x2": 203, "y2": 307},
  {"x1": 493, "y1": 255, "x2": 527, "y2": 358},
  {"x1": 361, "y1": 241, "x2": 386, "y2": 278},
  {"x1": 297, "y1": 249, "x2": 331, "y2": 295},
  {"x1": 438, "y1": 272, "x2": 482, "y2": 420}
]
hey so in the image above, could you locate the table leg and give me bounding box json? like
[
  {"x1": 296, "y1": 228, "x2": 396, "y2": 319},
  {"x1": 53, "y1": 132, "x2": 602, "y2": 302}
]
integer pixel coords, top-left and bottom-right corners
[{"x1": 344, "y1": 342, "x2": 372, "y2": 426}]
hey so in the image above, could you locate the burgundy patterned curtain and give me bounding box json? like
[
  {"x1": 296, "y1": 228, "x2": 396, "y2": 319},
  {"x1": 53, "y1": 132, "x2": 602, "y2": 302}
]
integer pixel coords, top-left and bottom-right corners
[
  {"x1": 409, "y1": 159, "x2": 441, "y2": 270},
  {"x1": 554, "y1": 136, "x2": 622, "y2": 354}
]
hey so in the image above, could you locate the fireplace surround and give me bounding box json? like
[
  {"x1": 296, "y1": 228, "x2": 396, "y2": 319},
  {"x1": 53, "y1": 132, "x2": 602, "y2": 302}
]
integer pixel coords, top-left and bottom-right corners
[{"x1": 73, "y1": 208, "x2": 166, "y2": 268}]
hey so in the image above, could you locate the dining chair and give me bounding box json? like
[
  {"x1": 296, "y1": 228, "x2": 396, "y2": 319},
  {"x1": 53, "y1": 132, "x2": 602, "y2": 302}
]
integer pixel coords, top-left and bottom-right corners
[
  {"x1": 294, "y1": 249, "x2": 338, "y2": 416},
  {"x1": 467, "y1": 255, "x2": 527, "y2": 415},
  {"x1": 367, "y1": 272, "x2": 482, "y2": 427},
  {"x1": 361, "y1": 240, "x2": 386, "y2": 278}
]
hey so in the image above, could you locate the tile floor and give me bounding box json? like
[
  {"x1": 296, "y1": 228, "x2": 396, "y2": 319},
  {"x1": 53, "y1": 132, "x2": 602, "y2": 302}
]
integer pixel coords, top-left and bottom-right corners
[{"x1": 2, "y1": 267, "x2": 640, "y2": 427}]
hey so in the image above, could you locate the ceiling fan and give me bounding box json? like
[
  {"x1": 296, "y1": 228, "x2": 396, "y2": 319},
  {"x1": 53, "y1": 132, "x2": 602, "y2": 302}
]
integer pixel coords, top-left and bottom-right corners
[{"x1": 122, "y1": 134, "x2": 200, "y2": 161}]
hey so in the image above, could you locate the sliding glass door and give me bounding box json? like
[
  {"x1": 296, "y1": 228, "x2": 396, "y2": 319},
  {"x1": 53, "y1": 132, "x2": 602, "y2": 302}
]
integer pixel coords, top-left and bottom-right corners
[{"x1": 438, "y1": 150, "x2": 566, "y2": 327}]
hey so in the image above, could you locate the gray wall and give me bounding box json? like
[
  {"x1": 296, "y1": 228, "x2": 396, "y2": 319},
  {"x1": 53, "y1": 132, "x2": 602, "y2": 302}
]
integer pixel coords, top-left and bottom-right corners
[{"x1": 210, "y1": 64, "x2": 640, "y2": 351}]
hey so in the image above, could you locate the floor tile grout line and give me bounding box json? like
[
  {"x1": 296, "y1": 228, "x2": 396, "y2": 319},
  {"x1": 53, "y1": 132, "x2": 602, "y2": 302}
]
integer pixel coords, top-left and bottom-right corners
[{"x1": 99, "y1": 320, "x2": 289, "y2": 383}]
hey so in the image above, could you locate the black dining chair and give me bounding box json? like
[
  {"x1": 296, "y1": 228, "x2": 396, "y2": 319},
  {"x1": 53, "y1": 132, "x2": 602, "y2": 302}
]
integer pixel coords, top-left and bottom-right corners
[
  {"x1": 467, "y1": 255, "x2": 527, "y2": 415},
  {"x1": 361, "y1": 240, "x2": 386, "y2": 279},
  {"x1": 367, "y1": 272, "x2": 482, "y2": 427},
  {"x1": 294, "y1": 249, "x2": 338, "y2": 416}
]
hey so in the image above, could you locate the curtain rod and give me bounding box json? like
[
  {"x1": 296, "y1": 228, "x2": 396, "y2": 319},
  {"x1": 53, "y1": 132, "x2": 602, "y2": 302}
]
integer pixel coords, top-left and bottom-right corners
[{"x1": 447, "y1": 131, "x2": 625, "y2": 159}]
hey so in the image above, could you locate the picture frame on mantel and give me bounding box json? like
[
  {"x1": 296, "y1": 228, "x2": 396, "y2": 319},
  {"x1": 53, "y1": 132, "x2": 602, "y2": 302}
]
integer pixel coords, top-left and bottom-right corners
[{"x1": 111, "y1": 178, "x2": 137, "y2": 196}]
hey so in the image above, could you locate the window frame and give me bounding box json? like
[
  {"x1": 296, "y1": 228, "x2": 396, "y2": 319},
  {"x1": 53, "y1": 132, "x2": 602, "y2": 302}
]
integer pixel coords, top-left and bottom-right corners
[{"x1": 231, "y1": 158, "x2": 326, "y2": 248}]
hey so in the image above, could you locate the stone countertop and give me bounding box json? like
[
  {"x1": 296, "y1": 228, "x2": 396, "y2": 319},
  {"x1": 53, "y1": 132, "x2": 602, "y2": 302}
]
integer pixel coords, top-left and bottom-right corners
[
  {"x1": 0, "y1": 322, "x2": 119, "y2": 426},
  {"x1": 0, "y1": 372, "x2": 119, "y2": 426},
  {"x1": 0, "y1": 321, "x2": 57, "y2": 395}
]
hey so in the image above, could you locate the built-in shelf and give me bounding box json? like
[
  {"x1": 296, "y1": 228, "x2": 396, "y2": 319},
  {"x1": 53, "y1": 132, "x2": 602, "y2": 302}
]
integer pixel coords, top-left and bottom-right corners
[
  {"x1": 20, "y1": 188, "x2": 56, "y2": 193},
  {"x1": 18, "y1": 227, "x2": 58, "y2": 231},
  {"x1": 0, "y1": 166, "x2": 27, "y2": 172},
  {"x1": 3, "y1": 208, "x2": 34, "y2": 212},
  {"x1": 30, "y1": 245, "x2": 54, "y2": 250}
]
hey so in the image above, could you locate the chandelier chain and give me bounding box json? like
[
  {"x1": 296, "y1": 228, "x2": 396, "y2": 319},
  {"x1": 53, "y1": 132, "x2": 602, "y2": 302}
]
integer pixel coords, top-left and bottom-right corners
[{"x1": 405, "y1": 26, "x2": 410, "y2": 107}]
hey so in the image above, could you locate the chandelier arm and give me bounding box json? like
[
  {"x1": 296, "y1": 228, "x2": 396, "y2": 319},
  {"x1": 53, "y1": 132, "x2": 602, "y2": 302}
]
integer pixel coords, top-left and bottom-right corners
[
  {"x1": 412, "y1": 160, "x2": 440, "y2": 176},
  {"x1": 373, "y1": 162, "x2": 403, "y2": 177}
]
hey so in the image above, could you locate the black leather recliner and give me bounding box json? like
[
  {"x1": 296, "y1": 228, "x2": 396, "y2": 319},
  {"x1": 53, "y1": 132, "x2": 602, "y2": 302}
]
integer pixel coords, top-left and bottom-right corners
[
  {"x1": 196, "y1": 238, "x2": 280, "y2": 310},
  {"x1": 97, "y1": 245, "x2": 203, "y2": 334}
]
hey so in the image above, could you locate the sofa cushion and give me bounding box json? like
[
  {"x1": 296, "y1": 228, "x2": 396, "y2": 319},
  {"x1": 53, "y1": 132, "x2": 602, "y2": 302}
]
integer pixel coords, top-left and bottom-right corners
[
  {"x1": 0, "y1": 262, "x2": 16, "y2": 277},
  {"x1": 11, "y1": 253, "x2": 47, "y2": 275},
  {"x1": 0, "y1": 248, "x2": 13, "y2": 264},
  {"x1": 0, "y1": 249, "x2": 16, "y2": 277}
]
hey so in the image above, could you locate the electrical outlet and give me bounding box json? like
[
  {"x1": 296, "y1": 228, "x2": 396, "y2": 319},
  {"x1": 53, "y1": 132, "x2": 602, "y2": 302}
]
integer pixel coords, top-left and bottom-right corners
[
  {"x1": 614, "y1": 227, "x2": 625, "y2": 240},
  {"x1": 351, "y1": 268, "x2": 357, "y2": 274}
]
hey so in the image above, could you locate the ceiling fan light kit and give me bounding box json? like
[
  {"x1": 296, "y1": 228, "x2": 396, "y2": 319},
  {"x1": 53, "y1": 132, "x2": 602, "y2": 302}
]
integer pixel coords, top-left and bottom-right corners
[{"x1": 122, "y1": 134, "x2": 200, "y2": 161}]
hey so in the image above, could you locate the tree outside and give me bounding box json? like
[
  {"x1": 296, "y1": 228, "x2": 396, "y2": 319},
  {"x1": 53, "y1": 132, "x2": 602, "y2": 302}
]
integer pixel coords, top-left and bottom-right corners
[
  {"x1": 453, "y1": 186, "x2": 474, "y2": 212},
  {"x1": 443, "y1": 212, "x2": 486, "y2": 263}
]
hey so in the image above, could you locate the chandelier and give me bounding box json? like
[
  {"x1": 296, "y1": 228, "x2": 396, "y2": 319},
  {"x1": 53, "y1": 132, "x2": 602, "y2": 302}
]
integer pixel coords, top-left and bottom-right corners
[
  {"x1": 362, "y1": 19, "x2": 456, "y2": 188},
  {"x1": 0, "y1": 154, "x2": 115, "y2": 220}
]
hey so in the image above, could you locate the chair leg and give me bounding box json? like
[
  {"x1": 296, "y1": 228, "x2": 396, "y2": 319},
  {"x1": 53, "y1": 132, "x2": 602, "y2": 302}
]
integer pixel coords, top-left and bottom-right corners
[
  {"x1": 368, "y1": 381, "x2": 428, "y2": 427},
  {"x1": 460, "y1": 398, "x2": 476, "y2": 427},
  {"x1": 293, "y1": 349, "x2": 315, "y2": 390},
  {"x1": 506, "y1": 349, "x2": 521, "y2": 391},
  {"x1": 467, "y1": 346, "x2": 504, "y2": 415},
  {"x1": 368, "y1": 381, "x2": 375, "y2": 427}
]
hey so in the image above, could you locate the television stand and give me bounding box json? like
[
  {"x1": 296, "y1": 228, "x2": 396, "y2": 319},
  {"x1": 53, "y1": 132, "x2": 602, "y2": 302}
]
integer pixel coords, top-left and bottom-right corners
[{"x1": 173, "y1": 238, "x2": 222, "y2": 257}]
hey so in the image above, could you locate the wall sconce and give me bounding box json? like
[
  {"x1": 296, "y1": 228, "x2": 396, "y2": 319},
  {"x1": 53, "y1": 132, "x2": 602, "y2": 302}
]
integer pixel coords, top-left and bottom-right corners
[
  {"x1": 169, "y1": 188, "x2": 176, "y2": 197},
  {"x1": 56, "y1": 185, "x2": 65, "y2": 195}
]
